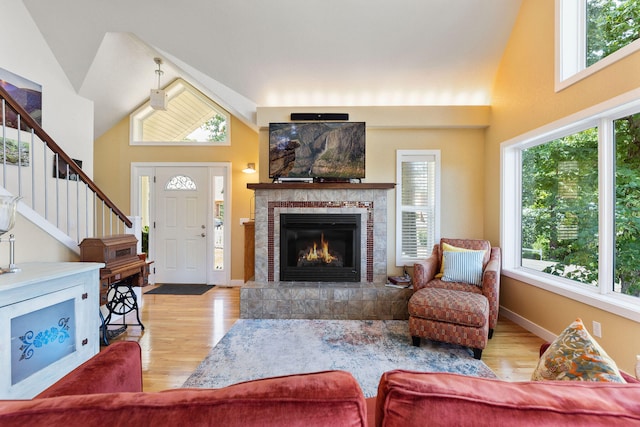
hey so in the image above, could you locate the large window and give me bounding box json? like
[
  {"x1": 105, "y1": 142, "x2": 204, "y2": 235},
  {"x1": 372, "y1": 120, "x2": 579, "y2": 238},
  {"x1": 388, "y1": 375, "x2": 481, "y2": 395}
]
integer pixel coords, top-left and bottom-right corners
[
  {"x1": 395, "y1": 150, "x2": 440, "y2": 266},
  {"x1": 557, "y1": 0, "x2": 640, "y2": 88},
  {"x1": 521, "y1": 128, "x2": 599, "y2": 286},
  {"x1": 130, "y1": 79, "x2": 230, "y2": 145},
  {"x1": 614, "y1": 112, "x2": 640, "y2": 297},
  {"x1": 502, "y1": 92, "x2": 640, "y2": 321},
  {"x1": 586, "y1": 0, "x2": 640, "y2": 66}
]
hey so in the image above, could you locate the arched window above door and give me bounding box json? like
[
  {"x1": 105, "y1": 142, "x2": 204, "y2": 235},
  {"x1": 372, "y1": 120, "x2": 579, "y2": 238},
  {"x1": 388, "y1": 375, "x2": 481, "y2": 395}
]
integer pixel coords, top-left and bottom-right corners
[{"x1": 165, "y1": 175, "x2": 197, "y2": 190}]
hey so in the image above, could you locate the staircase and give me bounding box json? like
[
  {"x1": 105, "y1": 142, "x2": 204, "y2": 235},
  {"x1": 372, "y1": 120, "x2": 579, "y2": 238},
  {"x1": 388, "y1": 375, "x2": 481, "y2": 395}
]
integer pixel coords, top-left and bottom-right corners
[{"x1": 0, "y1": 85, "x2": 132, "y2": 254}]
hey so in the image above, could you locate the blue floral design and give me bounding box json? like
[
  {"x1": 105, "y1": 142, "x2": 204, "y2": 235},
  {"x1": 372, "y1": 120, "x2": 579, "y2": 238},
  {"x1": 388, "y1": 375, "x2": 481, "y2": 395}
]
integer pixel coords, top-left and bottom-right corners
[{"x1": 18, "y1": 317, "x2": 71, "y2": 361}]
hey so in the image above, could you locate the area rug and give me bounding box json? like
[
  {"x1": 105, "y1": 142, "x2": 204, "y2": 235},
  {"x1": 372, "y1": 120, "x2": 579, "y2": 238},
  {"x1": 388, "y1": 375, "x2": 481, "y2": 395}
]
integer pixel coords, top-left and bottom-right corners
[
  {"x1": 145, "y1": 284, "x2": 215, "y2": 295},
  {"x1": 182, "y1": 319, "x2": 496, "y2": 397}
]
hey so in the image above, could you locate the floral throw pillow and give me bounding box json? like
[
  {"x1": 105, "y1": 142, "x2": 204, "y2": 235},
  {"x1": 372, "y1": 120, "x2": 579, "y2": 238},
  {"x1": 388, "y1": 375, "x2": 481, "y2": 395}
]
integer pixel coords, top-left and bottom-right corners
[{"x1": 531, "y1": 318, "x2": 626, "y2": 383}]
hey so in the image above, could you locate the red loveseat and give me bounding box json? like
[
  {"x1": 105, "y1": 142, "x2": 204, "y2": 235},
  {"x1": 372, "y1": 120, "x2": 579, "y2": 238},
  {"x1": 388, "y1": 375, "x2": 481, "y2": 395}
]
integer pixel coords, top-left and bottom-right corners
[{"x1": 3, "y1": 341, "x2": 640, "y2": 426}]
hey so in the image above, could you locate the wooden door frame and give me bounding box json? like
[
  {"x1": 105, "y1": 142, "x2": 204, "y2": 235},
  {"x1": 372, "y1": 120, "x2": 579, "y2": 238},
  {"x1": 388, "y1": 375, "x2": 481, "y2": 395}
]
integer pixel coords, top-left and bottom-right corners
[{"x1": 130, "y1": 162, "x2": 231, "y2": 285}]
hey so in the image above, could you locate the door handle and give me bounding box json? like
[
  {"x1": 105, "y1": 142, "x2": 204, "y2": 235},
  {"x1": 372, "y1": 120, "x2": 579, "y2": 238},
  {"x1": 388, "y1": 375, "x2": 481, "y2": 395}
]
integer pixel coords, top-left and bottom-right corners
[{"x1": 201, "y1": 233, "x2": 206, "y2": 238}]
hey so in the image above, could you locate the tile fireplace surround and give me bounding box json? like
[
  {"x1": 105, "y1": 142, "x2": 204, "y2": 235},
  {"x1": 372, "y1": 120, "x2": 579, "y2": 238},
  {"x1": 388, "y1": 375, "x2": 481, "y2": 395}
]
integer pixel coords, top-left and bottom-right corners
[{"x1": 241, "y1": 183, "x2": 412, "y2": 320}]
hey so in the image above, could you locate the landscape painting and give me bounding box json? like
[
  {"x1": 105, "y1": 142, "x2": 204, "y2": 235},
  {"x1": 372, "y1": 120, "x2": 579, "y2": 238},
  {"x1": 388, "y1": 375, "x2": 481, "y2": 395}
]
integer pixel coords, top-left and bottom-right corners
[
  {"x1": 0, "y1": 68, "x2": 42, "y2": 130},
  {"x1": 0, "y1": 138, "x2": 29, "y2": 166}
]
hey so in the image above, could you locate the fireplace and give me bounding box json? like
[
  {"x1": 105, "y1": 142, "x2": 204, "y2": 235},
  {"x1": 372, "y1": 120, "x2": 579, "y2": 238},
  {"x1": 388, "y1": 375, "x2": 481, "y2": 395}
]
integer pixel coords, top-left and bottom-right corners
[
  {"x1": 280, "y1": 213, "x2": 360, "y2": 282},
  {"x1": 248, "y1": 182, "x2": 394, "y2": 283},
  {"x1": 242, "y1": 183, "x2": 409, "y2": 321}
]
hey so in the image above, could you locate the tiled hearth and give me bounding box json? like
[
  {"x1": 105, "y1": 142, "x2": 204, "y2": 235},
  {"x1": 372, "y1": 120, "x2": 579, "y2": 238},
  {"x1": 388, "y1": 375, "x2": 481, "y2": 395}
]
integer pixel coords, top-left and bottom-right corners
[
  {"x1": 241, "y1": 183, "x2": 412, "y2": 320},
  {"x1": 241, "y1": 281, "x2": 412, "y2": 320}
]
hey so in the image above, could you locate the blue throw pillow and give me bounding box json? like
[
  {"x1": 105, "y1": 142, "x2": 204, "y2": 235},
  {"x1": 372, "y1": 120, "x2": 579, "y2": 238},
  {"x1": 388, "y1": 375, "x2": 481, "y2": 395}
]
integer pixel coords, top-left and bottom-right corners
[{"x1": 441, "y1": 250, "x2": 484, "y2": 286}]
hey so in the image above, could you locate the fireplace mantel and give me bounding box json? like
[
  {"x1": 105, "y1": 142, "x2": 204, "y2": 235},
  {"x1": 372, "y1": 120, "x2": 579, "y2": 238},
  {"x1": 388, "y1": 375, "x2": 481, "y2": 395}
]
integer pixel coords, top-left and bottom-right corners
[{"x1": 247, "y1": 183, "x2": 395, "y2": 190}]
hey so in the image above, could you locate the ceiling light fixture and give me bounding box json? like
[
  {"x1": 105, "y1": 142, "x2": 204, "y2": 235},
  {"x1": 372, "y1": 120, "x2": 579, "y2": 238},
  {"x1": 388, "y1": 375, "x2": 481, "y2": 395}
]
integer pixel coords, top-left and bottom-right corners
[
  {"x1": 149, "y1": 57, "x2": 168, "y2": 110},
  {"x1": 242, "y1": 163, "x2": 256, "y2": 174}
]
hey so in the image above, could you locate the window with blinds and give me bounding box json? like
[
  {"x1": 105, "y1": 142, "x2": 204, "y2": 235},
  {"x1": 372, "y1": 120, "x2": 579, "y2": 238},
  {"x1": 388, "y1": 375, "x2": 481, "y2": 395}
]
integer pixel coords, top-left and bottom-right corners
[{"x1": 395, "y1": 150, "x2": 440, "y2": 266}]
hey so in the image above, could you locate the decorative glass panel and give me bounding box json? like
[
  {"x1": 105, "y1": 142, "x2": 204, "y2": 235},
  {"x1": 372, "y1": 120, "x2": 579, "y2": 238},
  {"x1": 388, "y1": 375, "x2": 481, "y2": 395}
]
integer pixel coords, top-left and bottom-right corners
[
  {"x1": 165, "y1": 175, "x2": 197, "y2": 191},
  {"x1": 11, "y1": 299, "x2": 76, "y2": 385}
]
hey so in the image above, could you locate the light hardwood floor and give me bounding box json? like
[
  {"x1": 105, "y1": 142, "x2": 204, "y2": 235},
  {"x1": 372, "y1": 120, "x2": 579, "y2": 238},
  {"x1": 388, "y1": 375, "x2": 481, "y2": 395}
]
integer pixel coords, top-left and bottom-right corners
[{"x1": 109, "y1": 285, "x2": 545, "y2": 391}]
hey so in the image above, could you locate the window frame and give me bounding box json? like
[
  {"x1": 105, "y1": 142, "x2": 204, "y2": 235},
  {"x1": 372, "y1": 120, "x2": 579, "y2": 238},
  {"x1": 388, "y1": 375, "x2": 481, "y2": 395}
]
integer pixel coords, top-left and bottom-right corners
[
  {"x1": 501, "y1": 87, "x2": 640, "y2": 323},
  {"x1": 395, "y1": 149, "x2": 441, "y2": 267},
  {"x1": 129, "y1": 79, "x2": 231, "y2": 146},
  {"x1": 556, "y1": 0, "x2": 640, "y2": 91}
]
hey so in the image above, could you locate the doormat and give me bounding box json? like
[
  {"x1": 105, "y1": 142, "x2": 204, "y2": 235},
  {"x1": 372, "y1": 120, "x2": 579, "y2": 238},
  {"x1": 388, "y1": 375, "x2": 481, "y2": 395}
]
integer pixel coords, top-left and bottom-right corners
[{"x1": 145, "y1": 284, "x2": 215, "y2": 295}]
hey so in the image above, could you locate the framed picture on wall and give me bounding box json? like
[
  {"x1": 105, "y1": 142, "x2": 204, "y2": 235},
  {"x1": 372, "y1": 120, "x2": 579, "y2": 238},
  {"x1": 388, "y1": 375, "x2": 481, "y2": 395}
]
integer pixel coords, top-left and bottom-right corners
[
  {"x1": 0, "y1": 68, "x2": 42, "y2": 130},
  {"x1": 0, "y1": 138, "x2": 30, "y2": 166},
  {"x1": 53, "y1": 157, "x2": 82, "y2": 181}
]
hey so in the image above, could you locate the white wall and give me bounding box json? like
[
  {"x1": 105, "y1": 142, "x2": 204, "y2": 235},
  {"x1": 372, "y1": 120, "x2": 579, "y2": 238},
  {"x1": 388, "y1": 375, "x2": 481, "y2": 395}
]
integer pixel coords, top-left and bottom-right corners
[
  {"x1": 2, "y1": 0, "x2": 94, "y2": 173},
  {"x1": 0, "y1": 0, "x2": 94, "y2": 262}
]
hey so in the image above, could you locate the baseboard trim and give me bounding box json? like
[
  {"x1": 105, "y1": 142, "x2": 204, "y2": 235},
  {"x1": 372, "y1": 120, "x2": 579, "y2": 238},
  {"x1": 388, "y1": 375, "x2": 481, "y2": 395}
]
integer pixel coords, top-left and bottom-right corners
[
  {"x1": 499, "y1": 306, "x2": 557, "y2": 342},
  {"x1": 225, "y1": 280, "x2": 245, "y2": 287}
]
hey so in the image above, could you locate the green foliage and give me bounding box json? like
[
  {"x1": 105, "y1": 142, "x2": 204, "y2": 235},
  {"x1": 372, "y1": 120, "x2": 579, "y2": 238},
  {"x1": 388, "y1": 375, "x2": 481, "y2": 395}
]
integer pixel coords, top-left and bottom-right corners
[
  {"x1": 202, "y1": 114, "x2": 227, "y2": 142},
  {"x1": 522, "y1": 112, "x2": 640, "y2": 297},
  {"x1": 141, "y1": 225, "x2": 149, "y2": 255},
  {"x1": 182, "y1": 114, "x2": 228, "y2": 142},
  {"x1": 522, "y1": 128, "x2": 599, "y2": 285},
  {"x1": 587, "y1": 0, "x2": 640, "y2": 66},
  {"x1": 614, "y1": 113, "x2": 640, "y2": 296}
]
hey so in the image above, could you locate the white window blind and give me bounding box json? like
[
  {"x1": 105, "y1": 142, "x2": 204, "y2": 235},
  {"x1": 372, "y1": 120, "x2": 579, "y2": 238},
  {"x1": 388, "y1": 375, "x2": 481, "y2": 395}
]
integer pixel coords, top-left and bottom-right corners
[{"x1": 396, "y1": 150, "x2": 440, "y2": 266}]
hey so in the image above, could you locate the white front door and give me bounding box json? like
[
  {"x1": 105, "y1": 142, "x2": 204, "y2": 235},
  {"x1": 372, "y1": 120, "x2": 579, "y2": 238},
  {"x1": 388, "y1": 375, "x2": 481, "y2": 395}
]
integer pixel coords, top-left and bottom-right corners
[{"x1": 154, "y1": 167, "x2": 209, "y2": 284}]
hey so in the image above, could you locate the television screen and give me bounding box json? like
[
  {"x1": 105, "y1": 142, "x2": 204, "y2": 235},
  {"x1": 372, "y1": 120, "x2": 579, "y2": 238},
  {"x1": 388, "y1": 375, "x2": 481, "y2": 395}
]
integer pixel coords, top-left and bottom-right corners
[{"x1": 269, "y1": 122, "x2": 365, "y2": 179}]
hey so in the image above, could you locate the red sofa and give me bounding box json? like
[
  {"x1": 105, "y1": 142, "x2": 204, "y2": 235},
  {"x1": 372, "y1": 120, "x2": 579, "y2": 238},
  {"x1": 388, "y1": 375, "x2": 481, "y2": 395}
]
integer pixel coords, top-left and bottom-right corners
[
  {"x1": 3, "y1": 341, "x2": 640, "y2": 426},
  {"x1": 0, "y1": 341, "x2": 369, "y2": 427}
]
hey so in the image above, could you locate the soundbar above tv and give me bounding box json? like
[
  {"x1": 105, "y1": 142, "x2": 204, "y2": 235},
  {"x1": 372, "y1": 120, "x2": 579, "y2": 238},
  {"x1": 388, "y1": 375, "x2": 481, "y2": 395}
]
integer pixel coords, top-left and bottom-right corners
[{"x1": 269, "y1": 122, "x2": 365, "y2": 180}]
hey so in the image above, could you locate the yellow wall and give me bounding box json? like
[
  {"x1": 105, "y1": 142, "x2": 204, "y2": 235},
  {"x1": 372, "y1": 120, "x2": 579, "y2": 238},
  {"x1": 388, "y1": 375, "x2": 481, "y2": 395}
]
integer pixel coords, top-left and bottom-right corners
[
  {"x1": 486, "y1": 0, "x2": 640, "y2": 372},
  {"x1": 94, "y1": 115, "x2": 258, "y2": 282},
  {"x1": 256, "y1": 106, "x2": 490, "y2": 276},
  {"x1": 96, "y1": 105, "x2": 491, "y2": 282}
]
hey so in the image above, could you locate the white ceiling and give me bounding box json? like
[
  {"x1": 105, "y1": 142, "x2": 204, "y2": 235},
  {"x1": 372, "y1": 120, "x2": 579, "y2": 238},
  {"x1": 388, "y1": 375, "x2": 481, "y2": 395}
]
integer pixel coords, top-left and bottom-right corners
[{"x1": 23, "y1": 0, "x2": 522, "y2": 137}]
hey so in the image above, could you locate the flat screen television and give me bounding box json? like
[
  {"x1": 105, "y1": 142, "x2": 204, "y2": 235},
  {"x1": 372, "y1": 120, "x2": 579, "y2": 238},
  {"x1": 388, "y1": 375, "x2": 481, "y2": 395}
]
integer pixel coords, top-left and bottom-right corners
[{"x1": 269, "y1": 122, "x2": 365, "y2": 180}]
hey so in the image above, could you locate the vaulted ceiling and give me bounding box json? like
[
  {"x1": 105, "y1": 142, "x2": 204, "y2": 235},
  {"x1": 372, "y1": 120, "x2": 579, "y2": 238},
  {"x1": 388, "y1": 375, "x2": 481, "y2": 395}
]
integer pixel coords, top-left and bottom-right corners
[{"x1": 23, "y1": 0, "x2": 522, "y2": 137}]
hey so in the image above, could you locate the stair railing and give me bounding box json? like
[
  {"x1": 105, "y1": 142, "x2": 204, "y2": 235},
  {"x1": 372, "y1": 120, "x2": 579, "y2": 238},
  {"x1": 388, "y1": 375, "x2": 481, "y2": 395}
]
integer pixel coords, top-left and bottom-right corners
[{"x1": 0, "y1": 84, "x2": 131, "y2": 247}]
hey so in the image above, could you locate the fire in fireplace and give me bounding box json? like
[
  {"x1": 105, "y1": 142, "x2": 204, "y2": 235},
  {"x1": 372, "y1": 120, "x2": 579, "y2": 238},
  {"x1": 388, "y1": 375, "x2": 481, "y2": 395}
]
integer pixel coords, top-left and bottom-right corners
[
  {"x1": 280, "y1": 213, "x2": 360, "y2": 282},
  {"x1": 297, "y1": 233, "x2": 343, "y2": 267}
]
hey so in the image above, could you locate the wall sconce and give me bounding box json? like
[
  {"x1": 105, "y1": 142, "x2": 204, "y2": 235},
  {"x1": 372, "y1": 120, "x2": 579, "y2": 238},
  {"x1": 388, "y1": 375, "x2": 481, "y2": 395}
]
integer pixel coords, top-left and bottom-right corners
[{"x1": 242, "y1": 163, "x2": 256, "y2": 174}]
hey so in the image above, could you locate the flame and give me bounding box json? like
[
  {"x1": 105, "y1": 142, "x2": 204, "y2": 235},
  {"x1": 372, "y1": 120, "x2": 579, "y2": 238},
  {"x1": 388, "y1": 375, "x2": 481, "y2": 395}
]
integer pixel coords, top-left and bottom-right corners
[{"x1": 303, "y1": 234, "x2": 336, "y2": 263}]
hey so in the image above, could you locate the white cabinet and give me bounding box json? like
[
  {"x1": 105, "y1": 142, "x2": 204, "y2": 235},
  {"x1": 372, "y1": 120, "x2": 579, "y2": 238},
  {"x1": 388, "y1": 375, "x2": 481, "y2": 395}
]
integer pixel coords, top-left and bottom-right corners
[{"x1": 0, "y1": 262, "x2": 102, "y2": 398}]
